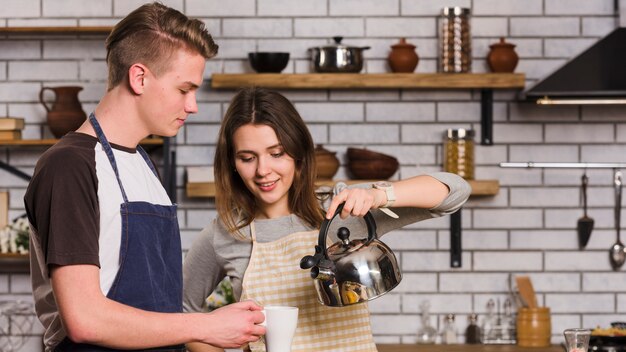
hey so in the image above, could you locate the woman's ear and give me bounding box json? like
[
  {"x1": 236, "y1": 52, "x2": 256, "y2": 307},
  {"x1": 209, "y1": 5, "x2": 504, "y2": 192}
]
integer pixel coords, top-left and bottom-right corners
[{"x1": 128, "y1": 63, "x2": 147, "y2": 95}]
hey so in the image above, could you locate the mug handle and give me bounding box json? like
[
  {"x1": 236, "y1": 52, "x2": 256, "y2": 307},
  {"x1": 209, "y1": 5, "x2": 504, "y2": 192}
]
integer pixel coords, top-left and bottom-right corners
[{"x1": 39, "y1": 87, "x2": 55, "y2": 112}]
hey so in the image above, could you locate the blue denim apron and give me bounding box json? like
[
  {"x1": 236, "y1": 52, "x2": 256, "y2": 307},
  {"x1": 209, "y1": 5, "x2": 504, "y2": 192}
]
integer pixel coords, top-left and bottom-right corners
[{"x1": 56, "y1": 114, "x2": 184, "y2": 352}]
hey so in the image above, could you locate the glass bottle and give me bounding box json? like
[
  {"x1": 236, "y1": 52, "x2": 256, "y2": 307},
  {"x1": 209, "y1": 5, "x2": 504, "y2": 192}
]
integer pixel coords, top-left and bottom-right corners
[
  {"x1": 501, "y1": 298, "x2": 514, "y2": 341},
  {"x1": 482, "y1": 299, "x2": 496, "y2": 343},
  {"x1": 465, "y1": 313, "x2": 481, "y2": 344},
  {"x1": 416, "y1": 301, "x2": 437, "y2": 344},
  {"x1": 441, "y1": 313, "x2": 458, "y2": 344},
  {"x1": 443, "y1": 128, "x2": 475, "y2": 180}
]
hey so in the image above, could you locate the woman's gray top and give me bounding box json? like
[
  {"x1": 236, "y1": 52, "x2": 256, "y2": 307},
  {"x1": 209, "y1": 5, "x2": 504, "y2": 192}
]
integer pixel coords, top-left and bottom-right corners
[{"x1": 183, "y1": 172, "x2": 471, "y2": 312}]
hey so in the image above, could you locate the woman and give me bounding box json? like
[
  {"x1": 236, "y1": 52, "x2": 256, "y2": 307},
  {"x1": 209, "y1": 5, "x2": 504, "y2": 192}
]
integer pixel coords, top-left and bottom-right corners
[{"x1": 183, "y1": 87, "x2": 471, "y2": 351}]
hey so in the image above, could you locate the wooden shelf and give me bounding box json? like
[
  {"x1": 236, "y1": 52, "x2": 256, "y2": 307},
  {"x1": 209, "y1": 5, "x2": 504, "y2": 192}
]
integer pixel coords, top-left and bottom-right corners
[
  {"x1": 186, "y1": 179, "x2": 499, "y2": 198},
  {"x1": 0, "y1": 137, "x2": 163, "y2": 146},
  {"x1": 0, "y1": 26, "x2": 112, "y2": 35},
  {"x1": 211, "y1": 73, "x2": 525, "y2": 90},
  {"x1": 377, "y1": 344, "x2": 562, "y2": 352},
  {"x1": 0, "y1": 253, "x2": 29, "y2": 273},
  {"x1": 467, "y1": 179, "x2": 500, "y2": 196}
]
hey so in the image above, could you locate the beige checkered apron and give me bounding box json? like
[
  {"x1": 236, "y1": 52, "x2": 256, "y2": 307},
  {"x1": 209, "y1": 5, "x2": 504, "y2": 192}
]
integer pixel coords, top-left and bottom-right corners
[{"x1": 241, "y1": 222, "x2": 377, "y2": 352}]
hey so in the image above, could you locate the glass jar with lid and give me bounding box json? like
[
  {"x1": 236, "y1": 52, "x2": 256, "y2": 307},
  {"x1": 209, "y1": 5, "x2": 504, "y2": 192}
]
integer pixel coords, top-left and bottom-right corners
[
  {"x1": 443, "y1": 128, "x2": 475, "y2": 180},
  {"x1": 440, "y1": 7, "x2": 472, "y2": 73}
]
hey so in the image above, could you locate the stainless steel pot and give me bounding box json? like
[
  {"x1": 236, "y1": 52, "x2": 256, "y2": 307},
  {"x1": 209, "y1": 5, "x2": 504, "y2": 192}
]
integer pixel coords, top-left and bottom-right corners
[
  {"x1": 309, "y1": 36, "x2": 371, "y2": 73},
  {"x1": 300, "y1": 203, "x2": 402, "y2": 307}
]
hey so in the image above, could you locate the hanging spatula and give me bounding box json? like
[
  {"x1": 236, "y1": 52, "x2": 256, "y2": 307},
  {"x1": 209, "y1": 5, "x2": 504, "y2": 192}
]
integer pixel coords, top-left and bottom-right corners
[{"x1": 577, "y1": 174, "x2": 594, "y2": 249}]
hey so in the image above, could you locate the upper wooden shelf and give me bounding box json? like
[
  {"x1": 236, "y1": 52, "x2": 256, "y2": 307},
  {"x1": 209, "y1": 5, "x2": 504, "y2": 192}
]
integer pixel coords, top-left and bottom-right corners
[
  {"x1": 0, "y1": 26, "x2": 112, "y2": 35},
  {"x1": 0, "y1": 137, "x2": 163, "y2": 146},
  {"x1": 186, "y1": 179, "x2": 499, "y2": 198},
  {"x1": 211, "y1": 73, "x2": 526, "y2": 90}
]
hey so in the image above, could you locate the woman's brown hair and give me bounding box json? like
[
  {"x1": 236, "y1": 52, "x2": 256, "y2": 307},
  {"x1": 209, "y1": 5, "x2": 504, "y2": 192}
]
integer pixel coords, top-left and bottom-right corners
[
  {"x1": 214, "y1": 87, "x2": 324, "y2": 240},
  {"x1": 105, "y1": 2, "x2": 218, "y2": 90}
]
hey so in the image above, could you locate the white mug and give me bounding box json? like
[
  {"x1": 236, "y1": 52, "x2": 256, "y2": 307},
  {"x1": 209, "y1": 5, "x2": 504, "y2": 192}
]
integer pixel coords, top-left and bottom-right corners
[{"x1": 260, "y1": 306, "x2": 299, "y2": 352}]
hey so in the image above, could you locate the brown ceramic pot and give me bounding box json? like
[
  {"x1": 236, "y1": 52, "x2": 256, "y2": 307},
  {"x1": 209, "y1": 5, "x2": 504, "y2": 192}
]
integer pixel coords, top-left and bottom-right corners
[
  {"x1": 388, "y1": 38, "x2": 419, "y2": 73},
  {"x1": 315, "y1": 144, "x2": 340, "y2": 180},
  {"x1": 40, "y1": 86, "x2": 87, "y2": 138},
  {"x1": 487, "y1": 37, "x2": 519, "y2": 73}
]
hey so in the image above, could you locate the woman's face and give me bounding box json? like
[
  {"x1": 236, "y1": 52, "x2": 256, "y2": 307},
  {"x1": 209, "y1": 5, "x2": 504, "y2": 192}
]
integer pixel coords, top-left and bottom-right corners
[{"x1": 233, "y1": 123, "x2": 296, "y2": 219}]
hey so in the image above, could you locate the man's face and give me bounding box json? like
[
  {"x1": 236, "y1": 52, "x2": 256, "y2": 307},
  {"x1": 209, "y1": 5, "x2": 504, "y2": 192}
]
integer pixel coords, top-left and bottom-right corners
[{"x1": 140, "y1": 48, "x2": 206, "y2": 137}]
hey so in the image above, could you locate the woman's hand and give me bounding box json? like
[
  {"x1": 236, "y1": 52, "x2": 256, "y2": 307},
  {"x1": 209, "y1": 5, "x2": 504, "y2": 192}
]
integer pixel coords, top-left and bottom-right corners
[{"x1": 326, "y1": 187, "x2": 386, "y2": 219}]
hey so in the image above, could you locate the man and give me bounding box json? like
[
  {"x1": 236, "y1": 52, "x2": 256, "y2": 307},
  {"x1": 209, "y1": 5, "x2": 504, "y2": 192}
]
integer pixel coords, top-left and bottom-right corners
[{"x1": 24, "y1": 3, "x2": 264, "y2": 351}]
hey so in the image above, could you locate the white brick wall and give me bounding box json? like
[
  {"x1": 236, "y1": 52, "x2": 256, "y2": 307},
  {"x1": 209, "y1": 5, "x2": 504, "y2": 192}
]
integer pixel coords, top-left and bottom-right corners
[{"x1": 0, "y1": 1, "x2": 625, "y2": 349}]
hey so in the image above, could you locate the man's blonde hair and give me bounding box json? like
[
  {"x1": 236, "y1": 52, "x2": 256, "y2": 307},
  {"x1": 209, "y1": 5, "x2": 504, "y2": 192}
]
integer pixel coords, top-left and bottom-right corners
[{"x1": 105, "y1": 2, "x2": 218, "y2": 90}]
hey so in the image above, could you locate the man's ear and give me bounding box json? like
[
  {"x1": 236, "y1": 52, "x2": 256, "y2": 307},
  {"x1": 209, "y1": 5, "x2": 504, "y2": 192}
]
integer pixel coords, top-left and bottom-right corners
[{"x1": 128, "y1": 63, "x2": 148, "y2": 95}]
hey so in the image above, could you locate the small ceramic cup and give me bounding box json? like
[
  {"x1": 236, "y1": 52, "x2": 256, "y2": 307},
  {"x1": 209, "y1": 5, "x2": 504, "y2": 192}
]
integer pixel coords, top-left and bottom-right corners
[{"x1": 260, "y1": 306, "x2": 299, "y2": 352}]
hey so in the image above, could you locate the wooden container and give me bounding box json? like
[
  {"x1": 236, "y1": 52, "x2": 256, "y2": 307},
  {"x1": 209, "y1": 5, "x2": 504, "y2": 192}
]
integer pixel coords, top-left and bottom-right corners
[{"x1": 517, "y1": 307, "x2": 551, "y2": 347}]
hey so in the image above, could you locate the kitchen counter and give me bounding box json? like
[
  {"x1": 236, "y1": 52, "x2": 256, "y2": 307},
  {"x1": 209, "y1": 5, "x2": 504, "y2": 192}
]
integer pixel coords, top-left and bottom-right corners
[{"x1": 377, "y1": 344, "x2": 563, "y2": 352}]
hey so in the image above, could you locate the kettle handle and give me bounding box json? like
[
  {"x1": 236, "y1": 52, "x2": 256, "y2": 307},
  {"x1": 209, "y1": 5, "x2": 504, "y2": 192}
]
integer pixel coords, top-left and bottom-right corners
[{"x1": 317, "y1": 203, "x2": 378, "y2": 257}]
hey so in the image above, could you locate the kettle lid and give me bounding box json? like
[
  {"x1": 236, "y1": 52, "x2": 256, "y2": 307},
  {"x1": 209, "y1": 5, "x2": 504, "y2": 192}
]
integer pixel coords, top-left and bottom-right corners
[{"x1": 326, "y1": 227, "x2": 367, "y2": 258}]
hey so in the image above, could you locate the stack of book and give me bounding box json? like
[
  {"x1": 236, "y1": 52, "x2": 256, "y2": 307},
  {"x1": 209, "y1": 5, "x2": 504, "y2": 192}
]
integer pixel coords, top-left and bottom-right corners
[{"x1": 0, "y1": 117, "x2": 24, "y2": 140}]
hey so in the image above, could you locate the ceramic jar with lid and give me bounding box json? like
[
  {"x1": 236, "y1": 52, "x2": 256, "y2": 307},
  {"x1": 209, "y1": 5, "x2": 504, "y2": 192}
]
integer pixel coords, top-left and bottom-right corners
[
  {"x1": 487, "y1": 37, "x2": 519, "y2": 73},
  {"x1": 388, "y1": 38, "x2": 419, "y2": 73}
]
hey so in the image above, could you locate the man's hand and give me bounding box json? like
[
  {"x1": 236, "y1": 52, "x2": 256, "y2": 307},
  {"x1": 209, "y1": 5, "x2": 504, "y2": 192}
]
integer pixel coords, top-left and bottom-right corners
[{"x1": 201, "y1": 300, "x2": 266, "y2": 348}]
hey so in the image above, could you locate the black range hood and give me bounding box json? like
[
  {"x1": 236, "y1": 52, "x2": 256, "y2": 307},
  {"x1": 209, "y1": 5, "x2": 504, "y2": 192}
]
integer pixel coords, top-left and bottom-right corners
[{"x1": 524, "y1": 27, "x2": 626, "y2": 105}]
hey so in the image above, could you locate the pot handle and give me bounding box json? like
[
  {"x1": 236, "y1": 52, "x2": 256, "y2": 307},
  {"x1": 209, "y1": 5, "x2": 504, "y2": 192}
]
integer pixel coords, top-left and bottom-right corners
[{"x1": 361, "y1": 46, "x2": 371, "y2": 50}]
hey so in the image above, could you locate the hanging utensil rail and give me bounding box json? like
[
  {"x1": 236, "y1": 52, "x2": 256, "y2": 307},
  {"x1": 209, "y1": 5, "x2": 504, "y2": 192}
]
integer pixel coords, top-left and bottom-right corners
[{"x1": 500, "y1": 162, "x2": 626, "y2": 169}]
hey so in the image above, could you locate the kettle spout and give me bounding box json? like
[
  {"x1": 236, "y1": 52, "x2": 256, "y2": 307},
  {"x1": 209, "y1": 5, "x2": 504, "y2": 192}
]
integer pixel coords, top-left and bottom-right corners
[{"x1": 311, "y1": 266, "x2": 335, "y2": 281}]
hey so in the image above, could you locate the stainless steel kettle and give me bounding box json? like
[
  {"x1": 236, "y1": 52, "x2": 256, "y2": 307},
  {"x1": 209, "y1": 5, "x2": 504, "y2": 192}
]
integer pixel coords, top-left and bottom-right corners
[{"x1": 300, "y1": 204, "x2": 402, "y2": 307}]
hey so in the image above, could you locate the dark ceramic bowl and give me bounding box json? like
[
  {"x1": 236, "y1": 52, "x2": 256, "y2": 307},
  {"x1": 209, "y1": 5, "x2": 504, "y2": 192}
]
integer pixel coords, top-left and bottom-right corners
[
  {"x1": 348, "y1": 159, "x2": 399, "y2": 180},
  {"x1": 248, "y1": 52, "x2": 290, "y2": 73},
  {"x1": 347, "y1": 147, "x2": 398, "y2": 163},
  {"x1": 346, "y1": 148, "x2": 399, "y2": 179}
]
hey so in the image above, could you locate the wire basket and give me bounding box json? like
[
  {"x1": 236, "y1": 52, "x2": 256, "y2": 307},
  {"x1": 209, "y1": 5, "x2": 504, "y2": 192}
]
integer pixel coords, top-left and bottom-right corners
[{"x1": 0, "y1": 301, "x2": 35, "y2": 352}]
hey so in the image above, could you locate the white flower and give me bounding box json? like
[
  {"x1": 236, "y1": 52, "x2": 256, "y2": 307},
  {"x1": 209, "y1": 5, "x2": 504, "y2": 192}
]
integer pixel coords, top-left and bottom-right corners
[{"x1": 0, "y1": 215, "x2": 30, "y2": 254}]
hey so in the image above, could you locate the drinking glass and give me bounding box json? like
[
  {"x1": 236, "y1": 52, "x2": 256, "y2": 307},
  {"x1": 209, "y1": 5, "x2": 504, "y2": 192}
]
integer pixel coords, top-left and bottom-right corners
[{"x1": 564, "y1": 328, "x2": 591, "y2": 352}]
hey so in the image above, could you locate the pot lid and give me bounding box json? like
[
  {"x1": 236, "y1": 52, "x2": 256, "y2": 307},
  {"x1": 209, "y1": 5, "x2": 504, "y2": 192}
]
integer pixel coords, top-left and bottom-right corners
[
  {"x1": 490, "y1": 37, "x2": 516, "y2": 48},
  {"x1": 391, "y1": 37, "x2": 416, "y2": 49},
  {"x1": 317, "y1": 36, "x2": 366, "y2": 50}
]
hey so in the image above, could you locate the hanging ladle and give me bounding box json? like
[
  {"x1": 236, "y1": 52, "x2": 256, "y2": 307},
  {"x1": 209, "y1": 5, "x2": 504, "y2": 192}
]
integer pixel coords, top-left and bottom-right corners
[
  {"x1": 609, "y1": 171, "x2": 626, "y2": 270},
  {"x1": 577, "y1": 173, "x2": 594, "y2": 249}
]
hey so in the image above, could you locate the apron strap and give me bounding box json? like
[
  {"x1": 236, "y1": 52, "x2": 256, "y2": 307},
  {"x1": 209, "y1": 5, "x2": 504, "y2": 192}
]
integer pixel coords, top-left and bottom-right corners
[
  {"x1": 250, "y1": 221, "x2": 257, "y2": 242},
  {"x1": 88, "y1": 113, "x2": 129, "y2": 203},
  {"x1": 137, "y1": 145, "x2": 159, "y2": 179}
]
